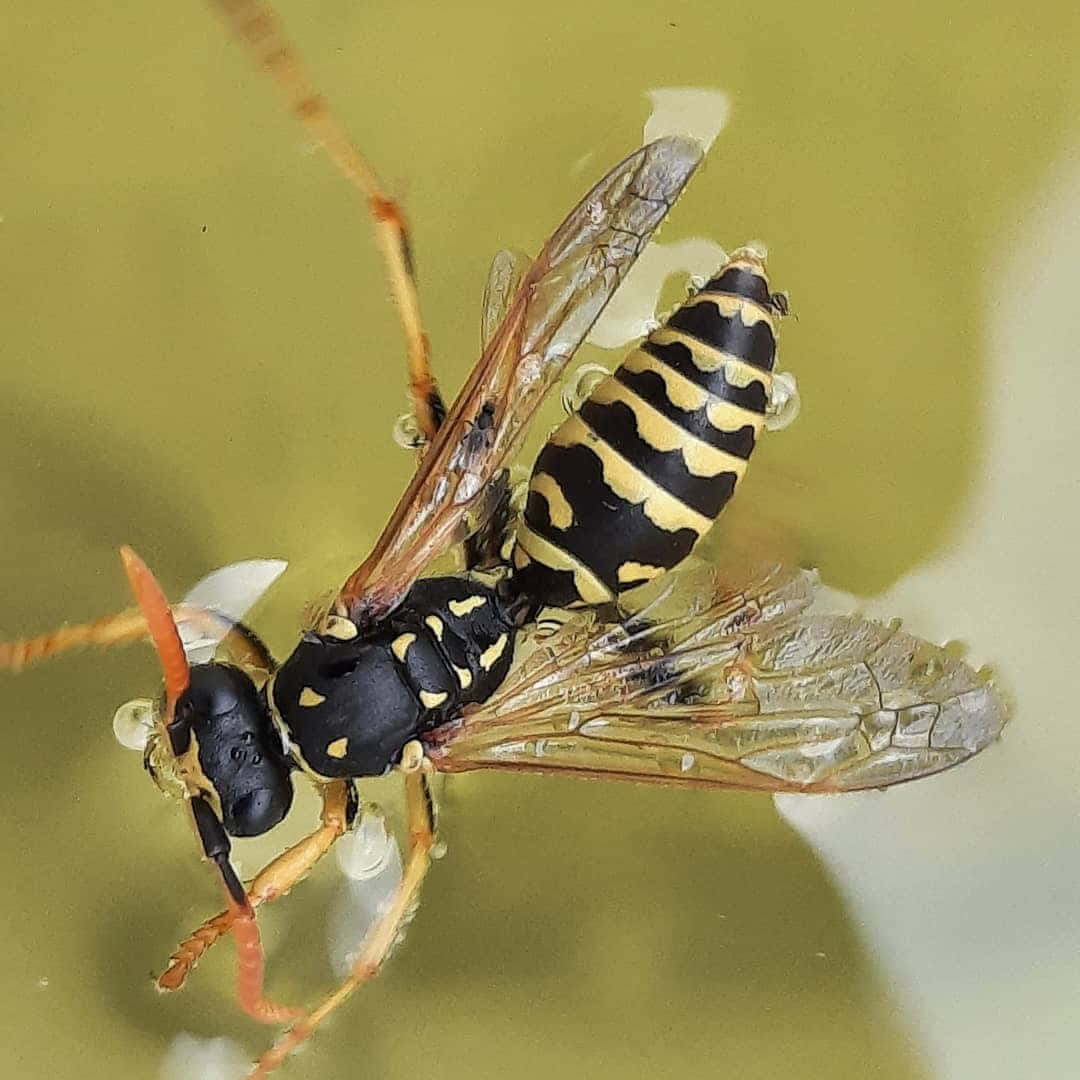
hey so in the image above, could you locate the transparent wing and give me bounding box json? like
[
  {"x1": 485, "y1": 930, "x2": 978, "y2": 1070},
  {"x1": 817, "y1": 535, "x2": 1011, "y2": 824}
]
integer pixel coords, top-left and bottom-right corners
[
  {"x1": 336, "y1": 136, "x2": 705, "y2": 623},
  {"x1": 424, "y1": 563, "x2": 1008, "y2": 793},
  {"x1": 481, "y1": 249, "x2": 533, "y2": 351},
  {"x1": 178, "y1": 559, "x2": 288, "y2": 663},
  {"x1": 460, "y1": 248, "x2": 534, "y2": 569}
]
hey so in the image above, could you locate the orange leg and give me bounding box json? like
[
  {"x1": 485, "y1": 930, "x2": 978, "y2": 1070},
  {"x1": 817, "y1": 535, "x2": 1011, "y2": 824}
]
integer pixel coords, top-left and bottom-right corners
[
  {"x1": 159, "y1": 780, "x2": 354, "y2": 992},
  {"x1": 0, "y1": 609, "x2": 148, "y2": 670},
  {"x1": 0, "y1": 605, "x2": 273, "y2": 674},
  {"x1": 208, "y1": 0, "x2": 444, "y2": 445},
  {"x1": 225, "y1": 890, "x2": 301, "y2": 1025},
  {"x1": 186, "y1": 795, "x2": 301, "y2": 1025},
  {"x1": 249, "y1": 744, "x2": 436, "y2": 1077}
]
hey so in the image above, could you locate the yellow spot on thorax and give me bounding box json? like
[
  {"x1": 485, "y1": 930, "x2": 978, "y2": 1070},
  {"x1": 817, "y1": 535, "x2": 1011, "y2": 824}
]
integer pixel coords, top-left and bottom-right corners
[
  {"x1": 419, "y1": 689, "x2": 448, "y2": 708},
  {"x1": 326, "y1": 737, "x2": 349, "y2": 759},
  {"x1": 299, "y1": 687, "x2": 326, "y2": 707},
  {"x1": 448, "y1": 595, "x2": 487, "y2": 616},
  {"x1": 479, "y1": 634, "x2": 509, "y2": 671},
  {"x1": 391, "y1": 633, "x2": 416, "y2": 662},
  {"x1": 322, "y1": 615, "x2": 359, "y2": 641},
  {"x1": 424, "y1": 615, "x2": 444, "y2": 641},
  {"x1": 453, "y1": 664, "x2": 473, "y2": 690}
]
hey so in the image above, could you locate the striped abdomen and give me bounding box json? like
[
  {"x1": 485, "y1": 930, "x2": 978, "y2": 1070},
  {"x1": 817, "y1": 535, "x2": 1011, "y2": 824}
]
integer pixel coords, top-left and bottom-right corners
[{"x1": 511, "y1": 252, "x2": 783, "y2": 608}]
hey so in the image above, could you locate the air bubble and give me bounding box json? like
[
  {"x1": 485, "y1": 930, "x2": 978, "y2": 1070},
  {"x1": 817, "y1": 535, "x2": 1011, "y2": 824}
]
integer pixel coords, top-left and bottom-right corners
[
  {"x1": 765, "y1": 371, "x2": 801, "y2": 432},
  {"x1": 560, "y1": 363, "x2": 610, "y2": 415},
  {"x1": 392, "y1": 412, "x2": 425, "y2": 451},
  {"x1": 161, "y1": 1035, "x2": 249, "y2": 1080},
  {"x1": 112, "y1": 698, "x2": 156, "y2": 751},
  {"x1": 336, "y1": 809, "x2": 399, "y2": 881},
  {"x1": 329, "y1": 811, "x2": 406, "y2": 977}
]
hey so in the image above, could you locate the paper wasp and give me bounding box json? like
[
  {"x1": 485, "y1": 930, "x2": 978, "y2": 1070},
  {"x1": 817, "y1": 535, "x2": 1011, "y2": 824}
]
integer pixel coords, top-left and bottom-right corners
[{"x1": 0, "y1": 0, "x2": 1007, "y2": 1075}]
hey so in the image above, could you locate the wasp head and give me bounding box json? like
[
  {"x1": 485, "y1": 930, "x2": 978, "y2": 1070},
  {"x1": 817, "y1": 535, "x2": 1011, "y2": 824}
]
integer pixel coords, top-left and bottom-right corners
[{"x1": 169, "y1": 662, "x2": 294, "y2": 837}]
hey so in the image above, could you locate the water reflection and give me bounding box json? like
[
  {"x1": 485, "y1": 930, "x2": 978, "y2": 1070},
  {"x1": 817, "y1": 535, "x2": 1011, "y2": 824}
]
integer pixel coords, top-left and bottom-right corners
[{"x1": 777, "y1": 144, "x2": 1080, "y2": 1078}]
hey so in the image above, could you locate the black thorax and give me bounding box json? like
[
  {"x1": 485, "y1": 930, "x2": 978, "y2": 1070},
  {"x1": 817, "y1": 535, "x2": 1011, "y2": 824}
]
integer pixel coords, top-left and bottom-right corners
[{"x1": 270, "y1": 576, "x2": 516, "y2": 779}]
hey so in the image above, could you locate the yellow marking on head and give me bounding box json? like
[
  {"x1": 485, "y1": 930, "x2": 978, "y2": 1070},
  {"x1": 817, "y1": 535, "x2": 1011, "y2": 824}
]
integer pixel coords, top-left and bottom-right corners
[
  {"x1": 529, "y1": 472, "x2": 574, "y2": 529},
  {"x1": 448, "y1": 595, "x2": 487, "y2": 617},
  {"x1": 326, "y1": 737, "x2": 349, "y2": 759},
  {"x1": 391, "y1": 632, "x2": 416, "y2": 662},
  {"x1": 650, "y1": 328, "x2": 774, "y2": 392},
  {"x1": 479, "y1": 634, "x2": 509, "y2": 671},
  {"x1": 423, "y1": 615, "x2": 444, "y2": 641},
  {"x1": 617, "y1": 561, "x2": 666, "y2": 585},
  {"x1": 514, "y1": 525, "x2": 614, "y2": 604},
  {"x1": 550, "y1": 415, "x2": 713, "y2": 535},
  {"x1": 512, "y1": 546, "x2": 531, "y2": 569},
  {"x1": 419, "y1": 689, "x2": 449, "y2": 708},
  {"x1": 453, "y1": 664, "x2": 473, "y2": 690},
  {"x1": 176, "y1": 730, "x2": 221, "y2": 813},
  {"x1": 588, "y1": 377, "x2": 749, "y2": 480},
  {"x1": 322, "y1": 615, "x2": 359, "y2": 641},
  {"x1": 299, "y1": 687, "x2": 326, "y2": 707}
]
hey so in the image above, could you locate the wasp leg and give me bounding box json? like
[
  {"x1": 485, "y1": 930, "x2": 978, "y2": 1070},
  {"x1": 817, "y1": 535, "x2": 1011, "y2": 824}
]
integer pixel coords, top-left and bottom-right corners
[
  {"x1": 249, "y1": 744, "x2": 436, "y2": 1078},
  {"x1": 159, "y1": 780, "x2": 357, "y2": 992},
  {"x1": 0, "y1": 605, "x2": 273, "y2": 674},
  {"x1": 188, "y1": 796, "x2": 302, "y2": 1025},
  {"x1": 0, "y1": 609, "x2": 148, "y2": 670},
  {"x1": 207, "y1": 0, "x2": 444, "y2": 445}
]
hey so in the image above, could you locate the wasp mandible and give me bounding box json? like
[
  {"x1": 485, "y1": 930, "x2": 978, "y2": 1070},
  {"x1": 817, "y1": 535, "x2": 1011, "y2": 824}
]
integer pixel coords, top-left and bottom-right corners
[{"x1": 0, "y1": 1, "x2": 1008, "y2": 1075}]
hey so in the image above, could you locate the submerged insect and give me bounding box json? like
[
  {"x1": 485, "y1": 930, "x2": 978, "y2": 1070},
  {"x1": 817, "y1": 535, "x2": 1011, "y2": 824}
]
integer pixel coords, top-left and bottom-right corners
[{"x1": 0, "y1": 1, "x2": 1007, "y2": 1075}]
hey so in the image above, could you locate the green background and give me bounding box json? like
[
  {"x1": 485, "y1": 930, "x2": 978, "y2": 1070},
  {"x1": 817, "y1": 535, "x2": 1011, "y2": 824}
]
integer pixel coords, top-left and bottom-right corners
[{"x1": 2, "y1": 2, "x2": 1078, "y2": 1078}]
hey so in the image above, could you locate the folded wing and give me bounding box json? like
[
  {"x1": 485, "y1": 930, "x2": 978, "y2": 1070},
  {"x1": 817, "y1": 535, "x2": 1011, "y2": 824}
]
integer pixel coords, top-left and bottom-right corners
[{"x1": 335, "y1": 137, "x2": 705, "y2": 623}]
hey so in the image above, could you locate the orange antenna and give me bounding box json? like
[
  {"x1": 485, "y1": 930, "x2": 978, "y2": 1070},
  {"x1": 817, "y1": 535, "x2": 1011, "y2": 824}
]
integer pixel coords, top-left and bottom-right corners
[{"x1": 119, "y1": 546, "x2": 190, "y2": 711}]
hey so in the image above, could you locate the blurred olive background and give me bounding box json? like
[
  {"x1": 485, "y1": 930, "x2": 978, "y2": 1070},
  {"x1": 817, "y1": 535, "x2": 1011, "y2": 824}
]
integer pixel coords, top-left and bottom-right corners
[{"x1": 2, "y1": 2, "x2": 1079, "y2": 1078}]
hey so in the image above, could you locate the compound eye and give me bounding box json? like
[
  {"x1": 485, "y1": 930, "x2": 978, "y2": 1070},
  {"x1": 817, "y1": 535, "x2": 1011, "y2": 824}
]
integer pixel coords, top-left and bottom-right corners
[{"x1": 226, "y1": 784, "x2": 293, "y2": 837}]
